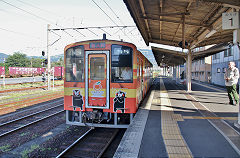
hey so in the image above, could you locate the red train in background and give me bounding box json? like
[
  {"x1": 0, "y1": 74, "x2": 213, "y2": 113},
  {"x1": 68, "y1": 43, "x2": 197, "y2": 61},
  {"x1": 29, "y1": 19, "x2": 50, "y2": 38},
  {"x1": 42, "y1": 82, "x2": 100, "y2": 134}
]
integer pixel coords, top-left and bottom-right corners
[
  {"x1": 0, "y1": 66, "x2": 64, "y2": 79},
  {"x1": 0, "y1": 67, "x2": 5, "y2": 77},
  {"x1": 9, "y1": 67, "x2": 45, "y2": 77},
  {"x1": 53, "y1": 66, "x2": 64, "y2": 80}
]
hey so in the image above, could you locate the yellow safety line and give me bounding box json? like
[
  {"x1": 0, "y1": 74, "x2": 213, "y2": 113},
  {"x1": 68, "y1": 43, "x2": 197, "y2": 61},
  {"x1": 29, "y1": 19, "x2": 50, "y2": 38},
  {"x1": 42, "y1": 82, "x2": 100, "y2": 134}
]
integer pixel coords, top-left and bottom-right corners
[
  {"x1": 159, "y1": 78, "x2": 192, "y2": 158},
  {"x1": 183, "y1": 116, "x2": 238, "y2": 120},
  {"x1": 192, "y1": 81, "x2": 225, "y2": 93}
]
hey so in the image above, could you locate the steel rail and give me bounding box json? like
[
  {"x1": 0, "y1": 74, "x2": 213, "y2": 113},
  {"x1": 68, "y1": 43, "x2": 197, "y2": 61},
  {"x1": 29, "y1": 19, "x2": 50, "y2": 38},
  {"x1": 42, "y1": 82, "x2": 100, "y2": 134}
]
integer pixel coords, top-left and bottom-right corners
[
  {"x1": 0, "y1": 98, "x2": 63, "y2": 120},
  {"x1": 97, "y1": 129, "x2": 119, "y2": 158},
  {"x1": 0, "y1": 109, "x2": 64, "y2": 137},
  {"x1": 0, "y1": 103, "x2": 63, "y2": 127},
  {"x1": 55, "y1": 128, "x2": 93, "y2": 158}
]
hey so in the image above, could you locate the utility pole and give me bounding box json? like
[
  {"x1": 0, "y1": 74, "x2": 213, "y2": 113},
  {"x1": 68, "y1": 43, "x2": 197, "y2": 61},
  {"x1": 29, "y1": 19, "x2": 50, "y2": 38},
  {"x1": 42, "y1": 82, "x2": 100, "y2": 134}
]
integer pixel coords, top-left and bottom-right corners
[
  {"x1": 3, "y1": 58, "x2": 5, "y2": 88},
  {"x1": 47, "y1": 24, "x2": 51, "y2": 90}
]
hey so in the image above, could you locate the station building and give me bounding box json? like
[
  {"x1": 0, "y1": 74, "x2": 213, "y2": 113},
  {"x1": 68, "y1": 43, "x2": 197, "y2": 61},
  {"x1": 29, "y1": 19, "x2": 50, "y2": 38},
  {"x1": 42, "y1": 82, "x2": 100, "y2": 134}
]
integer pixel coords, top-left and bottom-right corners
[{"x1": 211, "y1": 44, "x2": 240, "y2": 87}]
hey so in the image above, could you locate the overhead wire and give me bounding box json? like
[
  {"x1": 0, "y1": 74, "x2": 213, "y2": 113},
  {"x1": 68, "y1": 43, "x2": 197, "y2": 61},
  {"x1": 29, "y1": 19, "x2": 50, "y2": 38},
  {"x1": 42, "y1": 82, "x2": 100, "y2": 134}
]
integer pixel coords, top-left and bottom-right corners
[
  {"x1": 101, "y1": 0, "x2": 143, "y2": 46},
  {"x1": 0, "y1": 27, "x2": 40, "y2": 39},
  {"x1": 0, "y1": 0, "x2": 74, "y2": 38},
  {"x1": 92, "y1": 0, "x2": 135, "y2": 43},
  {"x1": 91, "y1": 0, "x2": 119, "y2": 26},
  {"x1": 14, "y1": 0, "x2": 63, "y2": 18},
  {"x1": 103, "y1": 0, "x2": 125, "y2": 26},
  {"x1": 103, "y1": 0, "x2": 147, "y2": 47}
]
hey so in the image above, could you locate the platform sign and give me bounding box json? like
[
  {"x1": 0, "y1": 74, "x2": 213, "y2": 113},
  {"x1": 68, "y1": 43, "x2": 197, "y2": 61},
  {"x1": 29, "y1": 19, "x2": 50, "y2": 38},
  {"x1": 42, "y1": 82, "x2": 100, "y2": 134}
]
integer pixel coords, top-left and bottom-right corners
[{"x1": 222, "y1": 12, "x2": 240, "y2": 30}]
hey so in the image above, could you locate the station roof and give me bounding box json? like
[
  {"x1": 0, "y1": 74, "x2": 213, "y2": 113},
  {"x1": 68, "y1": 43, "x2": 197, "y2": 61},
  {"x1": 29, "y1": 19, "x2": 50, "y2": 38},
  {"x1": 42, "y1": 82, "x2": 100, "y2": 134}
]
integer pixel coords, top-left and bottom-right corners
[{"x1": 124, "y1": 0, "x2": 239, "y2": 66}]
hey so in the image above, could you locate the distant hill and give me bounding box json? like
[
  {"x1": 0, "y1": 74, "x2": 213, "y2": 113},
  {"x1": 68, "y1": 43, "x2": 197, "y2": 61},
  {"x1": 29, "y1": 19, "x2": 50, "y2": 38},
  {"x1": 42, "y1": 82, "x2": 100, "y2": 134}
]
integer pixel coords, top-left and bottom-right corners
[
  {"x1": 29, "y1": 54, "x2": 64, "y2": 62},
  {"x1": 0, "y1": 52, "x2": 64, "y2": 63},
  {"x1": 0, "y1": 53, "x2": 9, "y2": 63}
]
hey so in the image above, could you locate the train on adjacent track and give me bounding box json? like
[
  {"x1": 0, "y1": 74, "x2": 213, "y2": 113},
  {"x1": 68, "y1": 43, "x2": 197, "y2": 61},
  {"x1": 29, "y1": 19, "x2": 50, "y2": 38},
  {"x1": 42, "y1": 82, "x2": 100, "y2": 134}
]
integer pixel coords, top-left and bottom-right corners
[
  {"x1": 64, "y1": 37, "x2": 153, "y2": 128},
  {"x1": 0, "y1": 66, "x2": 64, "y2": 79}
]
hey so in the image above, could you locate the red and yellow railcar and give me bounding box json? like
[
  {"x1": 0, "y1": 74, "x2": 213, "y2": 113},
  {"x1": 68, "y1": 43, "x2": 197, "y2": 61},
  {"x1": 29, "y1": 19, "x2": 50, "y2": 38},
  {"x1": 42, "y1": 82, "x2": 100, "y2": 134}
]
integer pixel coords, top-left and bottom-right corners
[{"x1": 64, "y1": 38, "x2": 152, "y2": 128}]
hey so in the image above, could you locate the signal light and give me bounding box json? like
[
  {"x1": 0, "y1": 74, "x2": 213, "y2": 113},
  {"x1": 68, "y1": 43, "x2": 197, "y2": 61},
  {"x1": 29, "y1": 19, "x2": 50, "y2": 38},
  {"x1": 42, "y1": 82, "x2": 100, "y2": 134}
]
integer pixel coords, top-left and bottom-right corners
[{"x1": 44, "y1": 59, "x2": 48, "y2": 64}]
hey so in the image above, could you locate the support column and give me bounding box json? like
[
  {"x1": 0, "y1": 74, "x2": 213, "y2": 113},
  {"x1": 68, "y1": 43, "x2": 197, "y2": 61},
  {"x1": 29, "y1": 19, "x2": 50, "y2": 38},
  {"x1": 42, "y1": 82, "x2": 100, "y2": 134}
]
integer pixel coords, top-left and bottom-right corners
[
  {"x1": 186, "y1": 50, "x2": 192, "y2": 92},
  {"x1": 173, "y1": 66, "x2": 176, "y2": 81},
  {"x1": 233, "y1": 29, "x2": 240, "y2": 128},
  {"x1": 178, "y1": 65, "x2": 181, "y2": 83}
]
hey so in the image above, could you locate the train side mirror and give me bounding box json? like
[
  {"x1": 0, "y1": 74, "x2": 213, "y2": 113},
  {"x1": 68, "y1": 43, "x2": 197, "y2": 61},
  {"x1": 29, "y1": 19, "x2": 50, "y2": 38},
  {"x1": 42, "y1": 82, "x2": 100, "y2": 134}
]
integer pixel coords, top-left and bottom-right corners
[{"x1": 42, "y1": 51, "x2": 45, "y2": 56}]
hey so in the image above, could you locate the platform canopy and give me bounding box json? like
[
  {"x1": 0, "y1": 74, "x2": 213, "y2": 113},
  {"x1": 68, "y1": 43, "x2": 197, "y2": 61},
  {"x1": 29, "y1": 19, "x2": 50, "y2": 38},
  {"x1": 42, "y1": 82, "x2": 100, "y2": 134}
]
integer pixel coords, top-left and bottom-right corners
[
  {"x1": 124, "y1": 0, "x2": 239, "y2": 66},
  {"x1": 152, "y1": 43, "x2": 229, "y2": 66}
]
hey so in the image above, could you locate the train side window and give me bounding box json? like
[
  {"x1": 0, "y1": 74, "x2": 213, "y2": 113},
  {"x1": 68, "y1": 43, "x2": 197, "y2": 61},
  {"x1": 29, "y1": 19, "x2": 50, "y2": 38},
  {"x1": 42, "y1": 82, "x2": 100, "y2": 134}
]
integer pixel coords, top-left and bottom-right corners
[
  {"x1": 65, "y1": 45, "x2": 84, "y2": 82},
  {"x1": 111, "y1": 45, "x2": 133, "y2": 83}
]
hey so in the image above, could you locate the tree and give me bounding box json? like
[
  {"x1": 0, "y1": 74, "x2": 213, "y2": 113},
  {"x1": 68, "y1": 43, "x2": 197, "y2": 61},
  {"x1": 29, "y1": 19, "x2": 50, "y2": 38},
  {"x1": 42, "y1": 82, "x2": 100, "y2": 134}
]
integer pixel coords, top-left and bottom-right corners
[
  {"x1": 31, "y1": 58, "x2": 44, "y2": 68},
  {"x1": 5, "y1": 52, "x2": 31, "y2": 67},
  {"x1": 51, "y1": 57, "x2": 64, "y2": 67}
]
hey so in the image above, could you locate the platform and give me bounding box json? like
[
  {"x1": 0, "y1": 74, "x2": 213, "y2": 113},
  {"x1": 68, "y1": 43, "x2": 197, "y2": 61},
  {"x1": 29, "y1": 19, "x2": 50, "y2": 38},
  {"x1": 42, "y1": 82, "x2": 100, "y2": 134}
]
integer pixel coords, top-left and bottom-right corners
[{"x1": 114, "y1": 77, "x2": 240, "y2": 158}]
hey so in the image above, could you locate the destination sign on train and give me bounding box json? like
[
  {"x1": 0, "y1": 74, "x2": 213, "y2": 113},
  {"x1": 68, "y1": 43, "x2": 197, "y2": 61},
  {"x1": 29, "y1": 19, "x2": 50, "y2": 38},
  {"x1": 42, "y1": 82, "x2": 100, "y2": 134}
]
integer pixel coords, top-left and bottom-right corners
[{"x1": 89, "y1": 42, "x2": 106, "y2": 48}]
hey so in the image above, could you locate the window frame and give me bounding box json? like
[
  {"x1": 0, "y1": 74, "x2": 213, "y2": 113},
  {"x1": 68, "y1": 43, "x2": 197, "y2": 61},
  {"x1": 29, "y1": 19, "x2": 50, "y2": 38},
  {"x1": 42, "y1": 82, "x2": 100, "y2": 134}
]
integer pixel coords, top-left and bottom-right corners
[
  {"x1": 111, "y1": 44, "x2": 133, "y2": 83},
  {"x1": 65, "y1": 45, "x2": 85, "y2": 82}
]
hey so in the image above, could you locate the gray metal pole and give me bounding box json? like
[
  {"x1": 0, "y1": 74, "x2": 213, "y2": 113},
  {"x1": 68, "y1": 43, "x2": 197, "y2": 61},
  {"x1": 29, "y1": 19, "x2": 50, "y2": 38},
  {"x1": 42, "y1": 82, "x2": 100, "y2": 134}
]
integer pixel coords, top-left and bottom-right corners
[
  {"x1": 187, "y1": 50, "x2": 192, "y2": 92},
  {"x1": 47, "y1": 24, "x2": 51, "y2": 90},
  {"x1": 53, "y1": 68, "x2": 54, "y2": 89},
  {"x1": 3, "y1": 58, "x2": 5, "y2": 88}
]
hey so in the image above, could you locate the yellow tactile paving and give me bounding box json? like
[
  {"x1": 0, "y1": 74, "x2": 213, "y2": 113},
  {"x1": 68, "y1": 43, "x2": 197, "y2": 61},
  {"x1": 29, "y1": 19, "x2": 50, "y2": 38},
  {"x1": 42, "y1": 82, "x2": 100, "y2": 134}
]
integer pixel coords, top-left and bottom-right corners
[
  {"x1": 168, "y1": 154, "x2": 192, "y2": 158},
  {"x1": 159, "y1": 78, "x2": 193, "y2": 158},
  {"x1": 162, "y1": 134, "x2": 183, "y2": 140},
  {"x1": 152, "y1": 99, "x2": 161, "y2": 104},
  {"x1": 164, "y1": 139, "x2": 186, "y2": 146},
  {"x1": 172, "y1": 114, "x2": 184, "y2": 121}
]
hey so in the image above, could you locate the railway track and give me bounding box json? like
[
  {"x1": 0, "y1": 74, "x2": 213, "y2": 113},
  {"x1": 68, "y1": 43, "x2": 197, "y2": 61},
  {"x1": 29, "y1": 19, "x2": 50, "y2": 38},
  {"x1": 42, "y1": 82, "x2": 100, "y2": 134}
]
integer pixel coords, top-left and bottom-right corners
[
  {"x1": 0, "y1": 103, "x2": 64, "y2": 137},
  {"x1": 56, "y1": 128, "x2": 119, "y2": 158}
]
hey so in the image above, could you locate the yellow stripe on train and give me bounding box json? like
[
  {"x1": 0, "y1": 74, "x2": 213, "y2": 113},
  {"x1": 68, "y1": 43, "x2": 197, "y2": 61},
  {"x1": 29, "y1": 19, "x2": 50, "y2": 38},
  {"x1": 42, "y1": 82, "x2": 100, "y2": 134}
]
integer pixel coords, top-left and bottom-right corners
[
  {"x1": 64, "y1": 87, "x2": 136, "y2": 98},
  {"x1": 64, "y1": 87, "x2": 85, "y2": 96}
]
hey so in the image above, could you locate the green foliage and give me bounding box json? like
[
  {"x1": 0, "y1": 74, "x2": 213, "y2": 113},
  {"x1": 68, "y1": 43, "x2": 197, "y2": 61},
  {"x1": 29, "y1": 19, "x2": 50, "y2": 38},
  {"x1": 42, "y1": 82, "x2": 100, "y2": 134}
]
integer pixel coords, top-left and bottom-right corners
[
  {"x1": 0, "y1": 144, "x2": 11, "y2": 152},
  {"x1": 5, "y1": 52, "x2": 31, "y2": 67},
  {"x1": 31, "y1": 58, "x2": 44, "y2": 68},
  {"x1": 51, "y1": 57, "x2": 63, "y2": 67},
  {"x1": 21, "y1": 144, "x2": 39, "y2": 158}
]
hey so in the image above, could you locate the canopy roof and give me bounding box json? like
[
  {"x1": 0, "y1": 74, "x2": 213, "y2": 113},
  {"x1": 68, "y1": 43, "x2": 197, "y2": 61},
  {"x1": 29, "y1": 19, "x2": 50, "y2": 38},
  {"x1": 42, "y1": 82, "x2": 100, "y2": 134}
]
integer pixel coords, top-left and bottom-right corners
[{"x1": 124, "y1": 0, "x2": 239, "y2": 66}]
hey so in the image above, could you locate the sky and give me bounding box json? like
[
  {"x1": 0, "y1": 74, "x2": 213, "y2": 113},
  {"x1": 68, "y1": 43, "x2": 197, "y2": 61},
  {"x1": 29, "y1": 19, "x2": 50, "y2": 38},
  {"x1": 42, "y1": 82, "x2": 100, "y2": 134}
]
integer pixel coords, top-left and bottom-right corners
[{"x1": 0, "y1": 0, "x2": 150, "y2": 57}]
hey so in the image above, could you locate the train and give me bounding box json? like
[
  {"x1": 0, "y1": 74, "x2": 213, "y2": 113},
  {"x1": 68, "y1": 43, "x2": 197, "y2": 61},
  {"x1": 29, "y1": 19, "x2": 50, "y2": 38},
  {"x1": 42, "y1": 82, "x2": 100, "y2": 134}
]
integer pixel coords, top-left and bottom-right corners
[
  {"x1": 9, "y1": 67, "x2": 45, "y2": 77},
  {"x1": 53, "y1": 66, "x2": 64, "y2": 80},
  {"x1": 0, "y1": 66, "x2": 64, "y2": 79},
  {"x1": 64, "y1": 38, "x2": 153, "y2": 128},
  {"x1": 0, "y1": 67, "x2": 4, "y2": 77}
]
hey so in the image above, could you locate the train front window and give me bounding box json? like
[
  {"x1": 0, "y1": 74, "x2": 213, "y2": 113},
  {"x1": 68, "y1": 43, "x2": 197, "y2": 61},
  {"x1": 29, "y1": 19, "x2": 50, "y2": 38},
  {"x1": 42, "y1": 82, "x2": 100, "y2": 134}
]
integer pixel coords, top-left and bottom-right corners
[
  {"x1": 65, "y1": 45, "x2": 84, "y2": 82},
  {"x1": 111, "y1": 45, "x2": 133, "y2": 83}
]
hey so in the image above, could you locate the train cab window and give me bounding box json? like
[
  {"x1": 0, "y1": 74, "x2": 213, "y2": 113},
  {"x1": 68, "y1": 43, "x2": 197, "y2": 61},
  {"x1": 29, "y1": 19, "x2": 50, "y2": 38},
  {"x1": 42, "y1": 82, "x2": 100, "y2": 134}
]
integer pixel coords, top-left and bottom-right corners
[
  {"x1": 111, "y1": 45, "x2": 133, "y2": 83},
  {"x1": 65, "y1": 45, "x2": 84, "y2": 82}
]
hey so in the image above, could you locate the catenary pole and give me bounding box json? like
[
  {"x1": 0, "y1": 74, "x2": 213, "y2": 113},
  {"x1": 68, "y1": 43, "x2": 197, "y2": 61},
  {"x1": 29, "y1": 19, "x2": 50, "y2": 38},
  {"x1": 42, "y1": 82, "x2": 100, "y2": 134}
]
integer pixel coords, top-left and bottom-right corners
[{"x1": 47, "y1": 24, "x2": 51, "y2": 90}]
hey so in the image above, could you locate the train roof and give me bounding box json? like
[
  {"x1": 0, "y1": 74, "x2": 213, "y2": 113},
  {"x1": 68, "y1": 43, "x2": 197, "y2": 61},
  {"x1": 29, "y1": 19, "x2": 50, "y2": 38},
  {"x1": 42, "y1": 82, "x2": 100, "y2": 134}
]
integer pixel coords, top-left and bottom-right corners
[{"x1": 64, "y1": 39, "x2": 137, "y2": 50}]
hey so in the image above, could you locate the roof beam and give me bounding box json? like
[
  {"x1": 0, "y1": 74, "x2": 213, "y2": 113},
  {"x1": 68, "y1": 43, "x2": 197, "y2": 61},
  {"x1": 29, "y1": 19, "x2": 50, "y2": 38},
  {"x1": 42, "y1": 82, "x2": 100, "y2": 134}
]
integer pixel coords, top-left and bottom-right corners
[
  {"x1": 151, "y1": 38, "x2": 180, "y2": 46},
  {"x1": 190, "y1": 8, "x2": 230, "y2": 48},
  {"x1": 159, "y1": 0, "x2": 163, "y2": 40},
  {"x1": 139, "y1": 0, "x2": 152, "y2": 40},
  {"x1": 173, "y1": 1, "x2": 193, "y2": 43},
  {"x1": 200, "y1": 0, "x2": 240, "y2": 7},
  {"x1": 148, "y1": 30, "x2": 183, "y2": 38},
  {"x1": 143, "y1": 16, "x2": 209, "y2": 27}
]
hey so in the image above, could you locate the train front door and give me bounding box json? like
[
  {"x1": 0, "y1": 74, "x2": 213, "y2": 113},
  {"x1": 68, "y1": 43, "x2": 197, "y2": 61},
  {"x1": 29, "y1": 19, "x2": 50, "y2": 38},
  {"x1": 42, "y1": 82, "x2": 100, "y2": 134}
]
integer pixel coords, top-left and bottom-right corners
[{"x1": 85, "y1": 51, "x2": 110, "y2": 109}]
